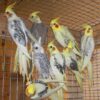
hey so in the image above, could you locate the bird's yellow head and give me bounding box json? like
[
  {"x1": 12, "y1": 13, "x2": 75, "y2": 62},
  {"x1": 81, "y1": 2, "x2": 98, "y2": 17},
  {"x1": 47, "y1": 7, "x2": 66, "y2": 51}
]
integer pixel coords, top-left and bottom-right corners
[
  {"x1": 5, "y1": 2, "x2": 16, "y2": 18},
  {"x1": 50, "y1": 17, "x2": 61, "y2": 30},
  {"x1": 29, "y1": 11, "x2": 40, "y2": 22},
  {"x1": 47, "y1": 40, "x2": 57, "y2": 53},
  {"x1": 82, "y1": 24, "x2": 93, "y2": 36},
  {"x1": 25, "y1": 82, "x2": 36, "y2": 97}
]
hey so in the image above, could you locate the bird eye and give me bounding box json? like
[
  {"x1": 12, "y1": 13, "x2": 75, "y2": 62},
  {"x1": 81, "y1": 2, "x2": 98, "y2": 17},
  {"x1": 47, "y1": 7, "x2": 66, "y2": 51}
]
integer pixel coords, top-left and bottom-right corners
[
  {"x1": 6, "y1": 12, "x2": 9, "y2": 14},
  {"x1": 31, "y1": 16, "x2": 34, "y2": 18},
  {"x1": 35, "y1": 47, "x2": 38, "y2": 49},
  {"x1": 49, "y1": 46, "x2": 52, "y2": 48}
]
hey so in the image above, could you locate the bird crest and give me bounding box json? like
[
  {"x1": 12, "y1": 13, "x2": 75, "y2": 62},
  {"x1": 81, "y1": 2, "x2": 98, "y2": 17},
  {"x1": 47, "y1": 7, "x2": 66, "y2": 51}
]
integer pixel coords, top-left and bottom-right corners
[
  {"x1": 68, "y1": 40, "x2": 73, "y2": 49},
  {"x1": 48, "y1": 40, "x2": 55, "y2": 47},
  {"x1": 5, "y1": 2, "x2": 16, "y2": 13},
  {"x1": 30, "y1": 11, "x2": 40, "y2": 17},
  {"x1": 50, "y1": 17, "x2": 60, "y2": 25},
  {"x1": 82, "y1": 24, "x2": 91, "y2": 29}
]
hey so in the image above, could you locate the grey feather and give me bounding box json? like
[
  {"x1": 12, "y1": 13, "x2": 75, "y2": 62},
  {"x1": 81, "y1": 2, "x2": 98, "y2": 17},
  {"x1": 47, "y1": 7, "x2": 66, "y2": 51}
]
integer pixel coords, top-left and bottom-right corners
[
  {"x1": 34, "y1": 53, "x2": 51, "y2": 79},
  {"x1": 33, "y1": 39, "x2": 53, "y2": 79},
  {"x1": 8, "y1": 17, "x2": 29, "y2": 46},
  {"x1": 30, "y1": 22, "x2": 48, "y2": 45}
]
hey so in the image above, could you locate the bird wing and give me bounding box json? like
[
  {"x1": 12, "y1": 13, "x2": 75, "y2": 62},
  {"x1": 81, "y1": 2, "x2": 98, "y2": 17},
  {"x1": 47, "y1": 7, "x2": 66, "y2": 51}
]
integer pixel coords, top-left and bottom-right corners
[
  {"x1": 9, "y1": 18, "x2": 28, "y2": 46},
  {"x1": 30, "y1": 23, "x2": 48, "y2": 44},
  {"x1": 85, "y1": 36, "x2": 95, "y2": 57},
  {"x1": 81, "y1": 35, "x2": 87, "y2": 53},
  {"x1": 61, "y1": 25, "x2": 75, "y2": 41}
]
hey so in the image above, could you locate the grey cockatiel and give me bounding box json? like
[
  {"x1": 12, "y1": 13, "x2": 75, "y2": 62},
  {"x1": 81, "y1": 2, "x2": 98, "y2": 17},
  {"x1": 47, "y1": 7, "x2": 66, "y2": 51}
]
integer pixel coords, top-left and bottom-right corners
[
  {"x1": 62, "y1": 41, "x2": 83, "y2": 90},
  {"x1": 48, "y1": 41, "x2": 68, "y2": 100},
  {"x1": 50, "y1": 18, "x2": 81, "y2": 57},
  {"x1": 5, "y1": 3, "x2": 34, "y2": 80},
  {"x1": 29, "y1": 11, "x2": 48, "y2": 45},
  {"x1": 81, "y1": 24, "x2": 95, "y2": 86},
  {"x1": 32, "y1": 37, "x2": 53, "y2": 79}
]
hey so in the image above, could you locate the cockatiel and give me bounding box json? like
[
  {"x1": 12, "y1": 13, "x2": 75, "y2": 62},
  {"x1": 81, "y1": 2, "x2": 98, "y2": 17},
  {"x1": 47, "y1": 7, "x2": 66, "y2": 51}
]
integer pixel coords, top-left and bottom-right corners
[
  {"x1": 29, "y1": 11, "x2": 48, "y2": 45},
  {"x1": 62, "y1": 41, "x2": 83, "y2": 90},
  {"x1": 26, "y1": 80, "x2": 65, "y2": 100},
  {"x1": 32, "y1": 37, "x2": 53, "y2": 79},
  {"x1": 81, "y1": 24, "x2": 95, "y2": 86},
  {"x1": 48, "y1": 41, "x2": 68, "y2": 100},
  {"x1": 50, "y1": 18, "x2": 81, "y2": 56},
  {"x1": 26, "y1": 80, "x2": 48, "y2": 98},
  {"x1": 5, "y1": 2, "x2": 32, "y2": 80}
]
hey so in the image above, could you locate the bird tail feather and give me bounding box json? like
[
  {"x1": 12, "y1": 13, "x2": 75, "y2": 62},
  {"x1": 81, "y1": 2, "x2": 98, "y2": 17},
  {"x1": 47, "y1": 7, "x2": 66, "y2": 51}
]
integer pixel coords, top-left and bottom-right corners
[
  {"x1": 87, "y1": 61, "x2": 93, "y2": 87},
  {"x1": 74, "y1": 71, "x2": 83, "y2": 90},
  {"x1": 13, "y1": 48, "x2": 19, "y2": 73},
  {"x1": 73, "y1": 48, "x2": 81, "y2": 57},
  {"x1": 81, "y1": 56, "x2": 90, "y2": 72},
  {"x1": 57, "y1": 89, "x2": 64, "y2": 100},
  {"x1": 19, "y1": 45, "x2": 31, "y2": 59},
  {"x1": 14, "y1": 47, "x2": 29, "y2": 81}
]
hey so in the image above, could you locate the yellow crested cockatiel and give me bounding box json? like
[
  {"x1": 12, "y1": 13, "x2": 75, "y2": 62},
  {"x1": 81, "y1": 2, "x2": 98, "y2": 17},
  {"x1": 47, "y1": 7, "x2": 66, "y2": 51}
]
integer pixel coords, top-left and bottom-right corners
[
  {"x1": 62, "y1": 40, "x2": 83, "y2": 90},
  {"x1": 48, "y1": 41, "x2": 68, "y2": 100},
  {"x1": 4, "y1": 2, "x2": 34, "y2": 81},
  {"x1": 26, "y1": 80, "x2": 65, "y2": 100},
  {"x1": 50, "y1": 18, "x2": 81, "y2": 57},
  {"x1": 29, "y1": 11, "x2": 48, "y2": 45},
  {"x1": 81, "y1": 24, "x2": 95, "y2": 86}
]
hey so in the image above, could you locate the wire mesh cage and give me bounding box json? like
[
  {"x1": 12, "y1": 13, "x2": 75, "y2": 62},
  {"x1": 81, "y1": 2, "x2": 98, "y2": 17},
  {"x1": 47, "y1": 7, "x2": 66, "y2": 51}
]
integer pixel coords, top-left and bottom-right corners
[
  {"x1": 0, "y1": 32, "x2": 99, "y2": 100},
  {"x1": 0, "y1": 0, "x2": 100, "y2": 100}
]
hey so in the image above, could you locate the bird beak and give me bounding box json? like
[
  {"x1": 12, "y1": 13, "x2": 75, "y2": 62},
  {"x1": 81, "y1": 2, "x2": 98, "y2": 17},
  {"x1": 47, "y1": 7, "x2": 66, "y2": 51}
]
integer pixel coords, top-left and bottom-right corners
[{"x1": 50, "y1": 24, "x2": 53, "y2": 27}]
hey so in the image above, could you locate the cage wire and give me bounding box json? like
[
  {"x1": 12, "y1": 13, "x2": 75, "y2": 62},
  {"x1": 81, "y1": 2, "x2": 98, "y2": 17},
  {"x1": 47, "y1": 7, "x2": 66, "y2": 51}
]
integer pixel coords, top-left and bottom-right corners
[
  {"x1": 0, "y1": 33, "x2": 100, "y2": 100},
  {"x1": 0, "y1": 34, "x2": 26, "y2": 100}
]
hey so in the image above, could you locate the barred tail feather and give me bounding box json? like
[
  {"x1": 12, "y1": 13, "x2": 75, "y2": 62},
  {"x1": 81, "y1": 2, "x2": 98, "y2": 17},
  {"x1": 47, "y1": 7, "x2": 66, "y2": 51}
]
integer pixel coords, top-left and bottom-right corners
[{"x1": 73, "y1": 48, "x2": 81, "y2": 57}]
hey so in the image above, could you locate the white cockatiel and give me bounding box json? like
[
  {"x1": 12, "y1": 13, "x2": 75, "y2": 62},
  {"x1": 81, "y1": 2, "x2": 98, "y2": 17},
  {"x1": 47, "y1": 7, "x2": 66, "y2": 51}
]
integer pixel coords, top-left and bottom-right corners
[
  {"x1": 62, "y1": 41, "x2": 83, "y2": 90},
  {"x1": 32, "y1": 37, "x2": 54, "y2": 79},
  {"x1": 5, "y1": 2, "x2": 33, "y2": 80},
  {"x1": 48, "y1": 41, "x2": 68, "y2": 100},
  {"x1": 81, "y1": 24, "x2": 95, "y2": 86},
  {"x1": 50, "y1": 18, "x2": 81, "y2": 57},
  {"x1": 29, "y1": 11, "x2": 48, "y2": 45}
]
